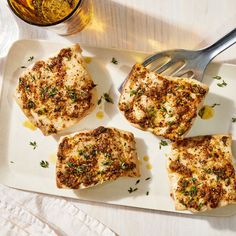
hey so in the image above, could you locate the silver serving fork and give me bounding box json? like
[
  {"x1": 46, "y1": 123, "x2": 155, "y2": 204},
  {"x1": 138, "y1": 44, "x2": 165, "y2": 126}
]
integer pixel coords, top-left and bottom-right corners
[{"x1": 119, "y1": 28, "x2": 236, "y2": 91}]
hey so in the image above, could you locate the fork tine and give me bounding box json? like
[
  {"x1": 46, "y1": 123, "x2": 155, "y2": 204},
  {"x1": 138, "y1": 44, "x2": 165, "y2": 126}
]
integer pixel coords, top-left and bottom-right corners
[
  {"x1": 174, "y1": 70, "x2": 195, "y2": 79},
  {"x1": 149, "y1": 56, "x2": 170, "y2": 71},
  {"x1": 155, "y1": 60, "x2": 182, "y2": 74},
  {"x1": 142, "y1": 52, "x2": 170, "y2": 67},
  {"x1": 161, "y1": 60, "x2": 186, "y2": 76}
]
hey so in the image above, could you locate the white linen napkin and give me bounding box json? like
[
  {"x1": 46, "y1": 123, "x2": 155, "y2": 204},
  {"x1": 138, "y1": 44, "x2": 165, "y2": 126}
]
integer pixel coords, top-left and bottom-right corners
[{"x1": 0, "y1": 185, "x2": 116, "y2": 236}]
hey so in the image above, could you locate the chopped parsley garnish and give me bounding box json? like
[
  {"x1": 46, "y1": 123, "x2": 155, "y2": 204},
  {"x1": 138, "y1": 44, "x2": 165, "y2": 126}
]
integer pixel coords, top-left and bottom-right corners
[
  {"x1": 111, "y1": 57, "x2": 118, "y2": 65},
  {"x1": 40, "y1": 86, "x2": 58, "y2": 99},
  {"x1": 37, "y1": 109, "x2": 46, "y2": 115},
  {"x1": 135, "y1": 179, "x2": 140, "y2": 185},
  {"x1": 28, "y1": 56, "x2": 34, "y2": 62},
  {"x1": 145, "y1": 177, "x2": 151, "y2": 181},
  {"x1": 97, "y1": 93, "x2": 114, "y2": 104},
  {"x1": 97, "y1": 170, "x2": 106, "y2": 175},
  {"x1": 160, "y1": 106, "x2": 167, "y2": 113},
  {"x1": 129, "y1": 86, "x2": 145, "y2": 97},
  {"x1": 27, "y1": 100, "x2": 35, "y2": 109},
  {"x1": 211, "y1": 103, "x2": 220, "y2": 108},
  {"x1": 48, "y1": 87, "x2": 58, "y2": 97},
  {"x1": 167, "y1": 121, "x2": 174, "y2": 125},
  {"x1": 102, "y1": 160, "x2": 113, "y2": 166},
  {"x1": 29, "y1": 74, "x2": 35, "y2": 81},
  {"x1": 40, "y1": 86, "x2": 49, "y2": 99},
  {"x1": 147, "y1": 107, "x2": 156, "y2": 117},
  {"x1": 40, "y1": 160, "x2": 49, "y2": 168},
  {"x1": 177, "y1": 85, "x2": 184, "y2": 90},
  {"x1": 182, "y1": 180, "x2": 189, "y2": 188},
  {"x1": 83, "y1": 154, "x2": 89, "y2": 160},
  {"x1": 78, "y1": 150, "x2": 89, "y2": 160},
  {"x1": 159, "y1": 140, "x2": 168, "y2": 149},
  {"x1": 128, "y1": 187, "x2": 138, "y2": 193},
  {"x1": 189, "y1": 186, "x2": 197, "y2": 197},
  {"x1": 198, "y1": 203, "x2": 203, "y2": 210},
  {"x1": 21, "y1": 66, "x2": 26, "y2": 69},
  {"x1": 68, "y1": 90, "x2": 78, "y2": 103},
  {"x1": 146, "y1": 191, "x2": 149, "y2": 196},
  {"x1": 130, "y1": 89, "x2": 137, "y2": 96},
  {"x1": 203, "y1": 168, "x2": 212, "y2": 174},
  {"x1": 76, "y1": 165, "x2": 86, "y2": 173},
  {"x1": 191, "y1": 178, "x2": 197, "y2": 183},
  {"x1": 217, "y1": 80, "x2": 227, "y2": 87},
  {"x1": 104, "y1": 153, "x2": 112, "y2": 158},
  {"x1": 232, "y1": 117, "x2": 236, "y2": 123},
  {"x1": 181, "y1": 190, "x2": 189, "y2": 195},
  {"x1": 212, "y1": 75, "x2": 221, "y2": 80},
  {"x1": 29, "y1": 141, "x2": 37, "y2": 150},
  {"x1": 66, "y1": 162, "x2": 74, "y2": 167}
]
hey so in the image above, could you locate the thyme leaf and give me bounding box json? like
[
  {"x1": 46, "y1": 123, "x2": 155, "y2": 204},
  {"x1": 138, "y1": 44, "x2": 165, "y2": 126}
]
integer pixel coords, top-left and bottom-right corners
[
  {"x1": 111, "y1": 57, "x2": 118, "y2": 65},
  {"x1": 217, "y1": 80, "x2": 227, "y2": 87},
  {"x1": 159, "y1": 140, "x2": 168, "y2": 149},
  {"x1": 128, "y1": 187, "x2": 138, "y2": 193},
  {"x1": 28, "y1": 56, "x2": 34, "y2": 62},
  {"x1": 40, "y1": 160, "x2": 49, "y2": 168},
  {"x1": 29, "y1": 141, "x2": 37, "y2": 150},
  {"x1": 103, "y1": 93, "x2": 114, "y2": 104},
  {"x1": 212, "y1": 75, "x2": 221, "y2": 80},
  {"x1": 211, "y1": 103, "x2": 220, "y2": 108}
]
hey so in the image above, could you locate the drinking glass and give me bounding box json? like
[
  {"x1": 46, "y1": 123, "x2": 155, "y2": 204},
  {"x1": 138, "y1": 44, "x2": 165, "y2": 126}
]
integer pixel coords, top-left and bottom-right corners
[{"x1": 7, "y1": 0, "x2": 92, "y2": 35}]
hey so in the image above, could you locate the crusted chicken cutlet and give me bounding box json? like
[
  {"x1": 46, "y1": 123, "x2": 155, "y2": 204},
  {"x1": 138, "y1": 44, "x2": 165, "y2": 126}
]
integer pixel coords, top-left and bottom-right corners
[
  {"x1": 167, "y1": 135, "x2": 236, "y2": 212},
  {"x1": 119, "y1": 64, "x2": 209, "y2": 140},
  {"x1": 56, "y1": 126, "x2": 140, "y2": 189},
  {"x1": 15, "y1": 44, "x2": 97, "y2": 136}
]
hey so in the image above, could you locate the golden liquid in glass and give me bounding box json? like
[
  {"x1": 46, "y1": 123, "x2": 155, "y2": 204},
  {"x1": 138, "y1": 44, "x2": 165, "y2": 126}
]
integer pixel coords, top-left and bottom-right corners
[{"x1": 8, "y1": 0, "x2": 92, "y2": 35}]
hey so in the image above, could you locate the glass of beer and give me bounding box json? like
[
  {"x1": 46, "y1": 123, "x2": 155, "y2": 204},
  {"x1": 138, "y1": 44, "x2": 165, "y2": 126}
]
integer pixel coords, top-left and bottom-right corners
[{"x1": 7, "y1": 0, "x2": 92, "y2": 35}]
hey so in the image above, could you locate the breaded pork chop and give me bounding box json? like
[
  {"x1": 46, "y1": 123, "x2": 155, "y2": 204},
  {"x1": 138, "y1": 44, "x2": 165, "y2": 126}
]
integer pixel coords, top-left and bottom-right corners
[
  {"x1": 119, "y1": 64, "x2": 209, "y2": 140},
  {"x1": 56, "y1": 126, "x2": 140, "y2": 189},
  {"x1": 15, "y1": 44, "x2": 96, "y2": 135},
  {"x1": 167, "y1": 135, "x2": 236, "y2": 212}
]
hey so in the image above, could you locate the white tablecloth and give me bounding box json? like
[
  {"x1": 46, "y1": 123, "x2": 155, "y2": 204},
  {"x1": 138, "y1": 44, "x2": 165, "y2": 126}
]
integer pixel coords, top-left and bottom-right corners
[{"x1": 0, "y1": 185, "x2": 115, "y2": 236}]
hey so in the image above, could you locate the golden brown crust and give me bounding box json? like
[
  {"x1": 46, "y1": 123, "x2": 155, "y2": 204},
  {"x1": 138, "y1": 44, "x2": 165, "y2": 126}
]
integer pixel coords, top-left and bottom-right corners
[
  {"x1": 167, "y1": 135, "x2": 236, "y2": 212},
  {"x1": 15, "y1": 44, "x2": 96, "y2": 136},
  {"x1": 119, "y1": 64, "x2": 209, "y2": 140},
  {"x1": 56, "y1": 127, "x2": 140, "y2": 189}
]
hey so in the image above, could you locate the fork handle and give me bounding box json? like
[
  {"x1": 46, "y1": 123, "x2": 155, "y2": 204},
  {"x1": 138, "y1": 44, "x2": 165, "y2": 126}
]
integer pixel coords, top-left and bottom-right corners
[{"x1": 202, "y1": 28, "x2": 236, "y2": 61}]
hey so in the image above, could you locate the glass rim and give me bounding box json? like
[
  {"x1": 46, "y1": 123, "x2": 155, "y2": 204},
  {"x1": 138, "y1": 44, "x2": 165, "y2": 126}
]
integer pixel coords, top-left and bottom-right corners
[{"x1": 7, "y1": 0, "x2": 82, "y2": 27}]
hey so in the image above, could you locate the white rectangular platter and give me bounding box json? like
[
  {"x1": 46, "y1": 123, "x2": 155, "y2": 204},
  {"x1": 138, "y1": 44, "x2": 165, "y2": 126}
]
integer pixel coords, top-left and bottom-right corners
[{"x1": 0, "y1": 39, "x2": 236, "y2": 216}]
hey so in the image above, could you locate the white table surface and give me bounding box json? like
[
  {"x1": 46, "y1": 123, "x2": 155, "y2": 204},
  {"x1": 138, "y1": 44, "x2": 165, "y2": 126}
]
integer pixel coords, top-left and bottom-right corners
[{"x1": 1, "y1": 0, "x2": 236, "y2": 235}]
